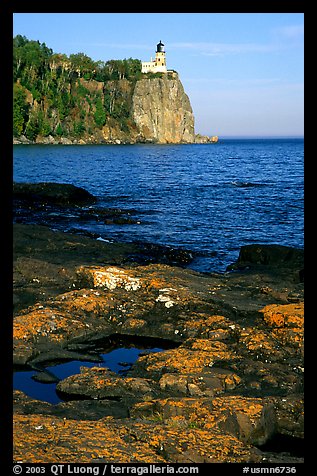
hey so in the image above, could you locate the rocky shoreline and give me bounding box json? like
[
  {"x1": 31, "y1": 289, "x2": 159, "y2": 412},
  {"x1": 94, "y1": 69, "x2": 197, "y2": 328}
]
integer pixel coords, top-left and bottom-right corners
[
  {"x1": 13, "y1": 133, "x2": 218, "y2": 146},
  {"x1": 13, "y1": 184, "x2": 304, "y2": 464}
]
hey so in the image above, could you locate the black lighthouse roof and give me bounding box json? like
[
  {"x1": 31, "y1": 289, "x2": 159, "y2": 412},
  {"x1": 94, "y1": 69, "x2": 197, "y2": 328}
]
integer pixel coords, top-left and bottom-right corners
[{"x1": 156, "y1": 40, "x2": 165, "y2": 52}]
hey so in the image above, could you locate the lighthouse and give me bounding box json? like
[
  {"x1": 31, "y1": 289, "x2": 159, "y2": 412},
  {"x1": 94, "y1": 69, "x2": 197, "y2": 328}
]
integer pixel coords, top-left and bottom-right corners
[
  {"x1": 154, "y1": 40, "x2": 166, "y2": 71},
  {"x1": 141, "y1": 41, "x2": 168, "y2": 74}
]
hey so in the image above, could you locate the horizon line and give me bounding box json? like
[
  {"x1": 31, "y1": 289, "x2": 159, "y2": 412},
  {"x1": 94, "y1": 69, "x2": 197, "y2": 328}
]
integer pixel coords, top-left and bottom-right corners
[{"x1": 208, "y1": 135, "x2": 304, "y2": 139}]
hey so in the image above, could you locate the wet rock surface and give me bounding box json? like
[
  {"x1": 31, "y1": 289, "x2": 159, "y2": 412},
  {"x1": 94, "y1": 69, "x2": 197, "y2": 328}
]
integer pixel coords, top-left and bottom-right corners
[
  {"x1": 13, "y1": 181, "x2": 146, "y2": 236},
  {"x1": 13, "y1": 190, "x2": 304, "y2": 463}
]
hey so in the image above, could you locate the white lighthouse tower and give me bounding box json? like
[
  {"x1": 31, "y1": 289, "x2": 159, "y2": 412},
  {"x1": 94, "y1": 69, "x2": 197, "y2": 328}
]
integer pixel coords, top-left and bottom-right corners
[{"x1": 141, "y1": 41, "x2": 168, "y2": 74}]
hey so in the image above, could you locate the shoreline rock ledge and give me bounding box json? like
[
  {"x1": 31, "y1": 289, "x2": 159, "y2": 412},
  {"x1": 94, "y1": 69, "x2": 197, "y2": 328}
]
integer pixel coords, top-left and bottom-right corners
[
  {"x1": 13, "y1": 194, "x2": 303, "y2": 463},
  {"x1": 13, "y1": 181, "x2": 97, "y2": 205}
]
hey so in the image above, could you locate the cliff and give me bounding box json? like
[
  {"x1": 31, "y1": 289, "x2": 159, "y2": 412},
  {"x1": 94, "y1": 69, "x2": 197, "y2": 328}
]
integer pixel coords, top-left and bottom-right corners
[
  {"x1": 14, "y1": 74, "x2": 196, "y2": 145},
  {"x1": 131, "y1": 74, "x2": 195, "y2": 143}
]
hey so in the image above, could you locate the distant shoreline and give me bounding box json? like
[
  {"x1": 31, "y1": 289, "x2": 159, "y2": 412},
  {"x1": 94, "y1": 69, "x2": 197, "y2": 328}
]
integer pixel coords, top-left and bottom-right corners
[{"x1": 13, "y1": 135, "x2": 303, "y2": 146}]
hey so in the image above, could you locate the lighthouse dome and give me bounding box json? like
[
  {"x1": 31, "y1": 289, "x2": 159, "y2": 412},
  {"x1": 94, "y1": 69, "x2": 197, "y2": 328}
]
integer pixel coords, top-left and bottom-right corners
[{"x1": 156, "y1": 41, "x2": 165, "y2": 53}]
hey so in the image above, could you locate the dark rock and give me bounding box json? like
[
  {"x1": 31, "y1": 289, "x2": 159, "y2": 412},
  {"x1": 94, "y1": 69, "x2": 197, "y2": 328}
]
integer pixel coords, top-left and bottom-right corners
[
  {"x1": 257, "y1": 433, "x2": 304, "y2": 461},
  {"x1": 217, "y1": 401, "x2": 276, "y2": 446},
  {"x1": 31, "y1": 370, "x2": 60, "y2": 384},
  {"x1": 265, "y1": 394, "x2": 304, "y2": 439},
  {"x1": 228, "y1": 244, "x2": 304, "y2": 271},
  {"x1": 55, "y1": 399, "x2": 130, "y2": 419},
  {"x1": 28, "y1": 349, "x2": 103, "y2": 368},
  {"x1": 128, "y1": 241, "x2": 194, "y2": 266},
  {"x1": 13, "y1": 182, "x2": 97, "y2": 205},
  {"x1": 13, "y1": 390, "x2": 129, "y2": 420},
  {"x1": 56, "y1": 366, "x2": 156, "y2": 402}
]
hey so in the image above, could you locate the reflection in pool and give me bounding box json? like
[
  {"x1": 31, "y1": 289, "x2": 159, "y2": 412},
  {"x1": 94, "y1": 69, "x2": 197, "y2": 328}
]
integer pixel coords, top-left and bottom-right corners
[{"x1": 13, "y1": 346, "x2": 162, "y2": 404}]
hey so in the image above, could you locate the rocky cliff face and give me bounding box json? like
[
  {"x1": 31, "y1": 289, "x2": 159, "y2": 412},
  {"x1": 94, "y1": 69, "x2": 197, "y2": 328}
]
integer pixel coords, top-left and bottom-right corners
[
  {"x1": 14, "y1": 74, "x2": 196, "y2": 145},
  {"x1": 131, "y1": 74, "x2": 195, "y2": 144}
]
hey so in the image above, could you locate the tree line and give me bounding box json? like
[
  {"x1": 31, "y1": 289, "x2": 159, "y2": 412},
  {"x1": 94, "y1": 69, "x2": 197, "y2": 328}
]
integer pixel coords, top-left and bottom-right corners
[{"x1": 13, "y1": 35, "x2": 143, "y2": 139}]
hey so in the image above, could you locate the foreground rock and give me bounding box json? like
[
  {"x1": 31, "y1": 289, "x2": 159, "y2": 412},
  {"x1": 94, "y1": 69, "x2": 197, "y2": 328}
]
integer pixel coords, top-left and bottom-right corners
[
  {"x1": 13, "y1": 182, "x2": 97, "y2": 205},
  {"x1": 13, "y1": 410, "x2": 264, "y2": 463},
  {"x1": 13, "y1": 224, "x2": 194, "y2": 313},
  {"x1": 13, "y1": 224, "x2": 304, "y2": 463}
]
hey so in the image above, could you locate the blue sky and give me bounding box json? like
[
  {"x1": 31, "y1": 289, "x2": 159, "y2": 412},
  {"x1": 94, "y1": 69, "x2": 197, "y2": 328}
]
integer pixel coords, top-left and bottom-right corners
[{"x1": 13, "y1": 13, "x2": 304, "y2": 137}]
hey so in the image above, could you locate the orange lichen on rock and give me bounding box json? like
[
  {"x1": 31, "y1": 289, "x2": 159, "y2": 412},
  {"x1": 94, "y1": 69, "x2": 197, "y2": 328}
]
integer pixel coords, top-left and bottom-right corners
[
  {"x1": 56, "y1": 366, "x2": 154, "y2": 400},
  {"x1": 207, "y1": 396, "x2": 276, "y2": 446},
  {"x1": 138, "y1": 340, "x2": 238, "y2": 375},
  {"x1": 132, "y1": 396, "x2": 275, "y2": 447},
  {"x1": 211, "y1": 395, "x2": 272, "y2": 421},
  {"x1": 259, "y1": 303, "x2": 304, "y2": 350},
  {"x1": 13, "y1": 413, "x2": 166, "y2": 463},
  {"x1": 121, "y1": 318, "x2": 147, "y2": 330},
  {"x1": 179, "y1": 313, "x2": 238, "y2": 339},
  {"x1": 13, "y1": 411, "x2": 262, "y2": 463},
  {"x1": 188, "y1": 335, "x2": 232, "y2": 351},
  {"x1": 238, "y1": 328, "x2": 282, "y2": 357},
  {"x1": 260, "y1": 303, "x2": 304, "y2": 328},
  {"x1": 144, "y1": 426, "x2": 258, "y2": 463},
  {"x1": 54, "y1": 288, "x2": 117, "y2": 315},
  {"x1": 13, "y1": 307, "x2": 86, "y2": 343}
]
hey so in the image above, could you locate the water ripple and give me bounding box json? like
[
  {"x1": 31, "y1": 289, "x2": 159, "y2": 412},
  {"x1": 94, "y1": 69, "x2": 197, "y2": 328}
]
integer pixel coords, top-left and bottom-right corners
[{"x1": 13, "y1": 139, "x2": 304, "y2": 272}]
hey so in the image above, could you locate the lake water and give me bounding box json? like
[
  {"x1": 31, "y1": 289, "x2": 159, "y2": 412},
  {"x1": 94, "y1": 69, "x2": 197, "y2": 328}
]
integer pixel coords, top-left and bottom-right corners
[{"x1": 13, "y1": 139, "x2": 304, "y2": 273}]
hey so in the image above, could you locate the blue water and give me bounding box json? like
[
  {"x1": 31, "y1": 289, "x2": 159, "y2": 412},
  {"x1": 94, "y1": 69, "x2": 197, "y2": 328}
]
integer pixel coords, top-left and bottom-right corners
[
  {"x1": 13, "y1": 139, "x2": 304, "y2": 272},
  {"x1": 14, "y1": 347, "x2": 163, "y2": 404}
]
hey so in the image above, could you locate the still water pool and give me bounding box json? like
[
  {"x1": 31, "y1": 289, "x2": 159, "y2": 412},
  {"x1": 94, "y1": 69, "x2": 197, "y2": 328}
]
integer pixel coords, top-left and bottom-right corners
[{"x1": 14, "y1": 346, "x2": 163, "y2": 404}]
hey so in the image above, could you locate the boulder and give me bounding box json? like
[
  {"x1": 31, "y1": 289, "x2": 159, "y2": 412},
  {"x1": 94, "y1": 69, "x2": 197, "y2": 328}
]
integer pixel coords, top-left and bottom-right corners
[
  {"x1": 228, "y1": 244, "x2": 303, "y2": 273},
  {"x1": 56, "y1": 366, "x2": 155, "y2": 401},
  {"x1": 13, "y1": 182, "x2": 97, "y2": 205}
]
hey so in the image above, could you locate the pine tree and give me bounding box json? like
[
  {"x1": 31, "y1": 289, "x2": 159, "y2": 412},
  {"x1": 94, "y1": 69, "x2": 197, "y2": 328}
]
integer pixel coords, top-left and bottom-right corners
[
  {"x1": 94, "y1": 97, "x2": 106, "y2": 128},
  {"x1": 13, "y1": 84, "x2": 29, "y2": 136}
]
